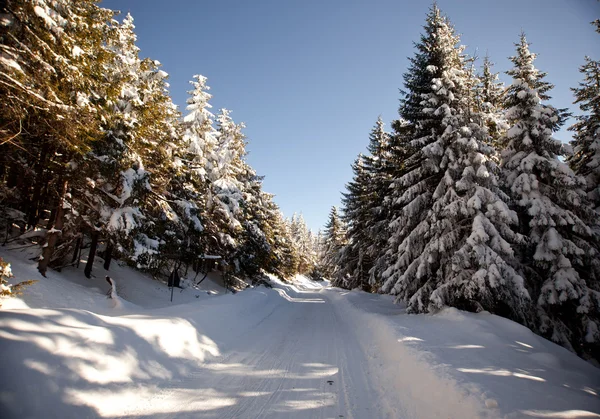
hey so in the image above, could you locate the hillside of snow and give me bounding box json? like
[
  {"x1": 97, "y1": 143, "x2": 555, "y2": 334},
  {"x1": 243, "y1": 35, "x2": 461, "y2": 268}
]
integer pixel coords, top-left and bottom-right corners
[{"x1": 0, "y1": 248, "x2": 598, "y2": 418}]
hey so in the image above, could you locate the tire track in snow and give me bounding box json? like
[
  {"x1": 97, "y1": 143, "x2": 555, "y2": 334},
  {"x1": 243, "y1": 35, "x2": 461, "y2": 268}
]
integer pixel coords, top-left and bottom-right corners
[{"x1": 123, "y1": 284, "x2": 397, "y2": 418}]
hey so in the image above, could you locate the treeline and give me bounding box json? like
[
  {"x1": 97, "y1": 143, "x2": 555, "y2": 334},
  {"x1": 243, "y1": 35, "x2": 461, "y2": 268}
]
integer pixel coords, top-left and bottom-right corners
[
  {"x1": 0, "y1": 1, "x2": 318, "y2": 281},
  {"x1": 323, "y1": 5, "x2": 600, "y2": 360}
]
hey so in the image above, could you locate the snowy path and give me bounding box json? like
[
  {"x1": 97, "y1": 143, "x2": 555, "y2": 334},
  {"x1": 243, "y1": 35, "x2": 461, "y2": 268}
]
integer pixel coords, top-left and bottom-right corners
[
  {"x1": 0, "y1": 274, "x2": 407, "y2": 418},
  {"x1": 116, "y1": 285, "x2": 389, "y2": 418}
]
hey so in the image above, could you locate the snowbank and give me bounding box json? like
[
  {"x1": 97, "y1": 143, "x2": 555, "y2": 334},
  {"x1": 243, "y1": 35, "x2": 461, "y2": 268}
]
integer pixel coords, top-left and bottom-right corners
[{"x1": 328, "y1": 287, "x2": 600, "y2": 419}]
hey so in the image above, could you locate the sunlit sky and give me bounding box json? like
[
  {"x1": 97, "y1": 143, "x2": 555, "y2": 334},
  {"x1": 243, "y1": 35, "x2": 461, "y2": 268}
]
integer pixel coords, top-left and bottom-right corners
[{"x1": 101, "y1": 0, "x2": 599, "y2": 232}]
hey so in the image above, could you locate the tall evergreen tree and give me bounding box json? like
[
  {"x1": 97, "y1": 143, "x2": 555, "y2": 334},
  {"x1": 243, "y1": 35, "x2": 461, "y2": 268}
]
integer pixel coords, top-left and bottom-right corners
[
  {"x1": 476, "y1": 55, "x2": 507, "y2": 151},
  {"x1": 0, "y1": 0, "x2": 122, "y2": 275},
  {"x1": 338, "y1": 118, "x2": 394, "y2": 290},
  {"x1": 337, "y1": 155, "x2": 371, "y2": 289},
  {"x1": 370, "y1": 118, "x2": 413, "y2": 288},
  {"x1": 381, "y1": 6, "x2": 529, "y2": 322},
  {"x1": 501, "y1": 34, "x2": 600, "y2": 357},
  {"x1": 235, "y1": 173, "x2": 272, "y2": 277},
  {"x1": 362, "y1": 117, "x2": 395, "y2": 288},
  {"x1": 568, "y1": 33, "x2": 600, "y2": 214},
  {"x1": 323, "y1": 206, "x2": 346, "y2": 279},
  {"x1": 207, "y1": 108, "x2": 246, "y2": 259}
]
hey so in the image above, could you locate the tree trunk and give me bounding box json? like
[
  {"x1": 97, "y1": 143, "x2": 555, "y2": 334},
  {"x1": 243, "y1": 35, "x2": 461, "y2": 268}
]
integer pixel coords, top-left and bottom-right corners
[
  {"x1": 103, "y1": 241, "x2": 113, "y2": 271},
  {"x1": 27, "y1": 143, "x2": 49, "y2": 229},
  {"x1": 38, "y1": 179, "x2": 68, "y2": 277},
  {"x1": 46, "y1": 205, "x2": 57, "y2": 229},
  {"x1": 84, "y1": 231, "x2": 99, "y2": 278},
  {"x1": 6, "y1": 161, "x2": 18, "y2": 188},
  {"x1": 71, "y1": 235, "x2": 82, "y2": 264}
]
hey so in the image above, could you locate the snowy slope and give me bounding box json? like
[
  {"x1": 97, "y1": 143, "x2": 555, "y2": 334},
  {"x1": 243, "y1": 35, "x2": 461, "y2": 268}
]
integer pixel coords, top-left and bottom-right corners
[
  {"x1": 0, "y1": 250, "x2": 599, "y2": 418},
  {"x1": 330, "y1": 288, "x2": 600, "y2": 418}
]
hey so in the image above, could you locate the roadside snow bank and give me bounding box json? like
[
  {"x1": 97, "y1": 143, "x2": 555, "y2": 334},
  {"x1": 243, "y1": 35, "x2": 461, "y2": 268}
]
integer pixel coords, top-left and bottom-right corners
[
  {"x1": 0, "y1": 246, "x2": 226, "y2": 312},
  {"x1": 327, "y1": 288, "x2": 600, "y2": 419},
  {"x1": 0, "y1": 306, "x2": 221, "y2": 417},
  {"x1": 328, "y1": 288, "x2": 488, "y2": 419}
]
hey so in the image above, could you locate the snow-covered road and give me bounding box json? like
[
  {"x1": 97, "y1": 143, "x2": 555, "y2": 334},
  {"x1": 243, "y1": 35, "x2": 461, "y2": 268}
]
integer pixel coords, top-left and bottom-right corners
[
  {"x1": 0, "y1": 274, "x2": 411, "y2": 418},
  {"x1": 124, "y1": 285, "x2": 385, "y2": 418}
]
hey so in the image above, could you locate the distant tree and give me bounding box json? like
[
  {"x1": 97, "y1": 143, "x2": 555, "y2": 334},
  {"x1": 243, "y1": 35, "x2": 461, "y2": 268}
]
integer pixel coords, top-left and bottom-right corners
[
  {"x1": 337, "y1": 155, "x2": 371, "y2": 289},
  {"x1": 323, "y1": 206, "x2": 346, "y2": 279}
]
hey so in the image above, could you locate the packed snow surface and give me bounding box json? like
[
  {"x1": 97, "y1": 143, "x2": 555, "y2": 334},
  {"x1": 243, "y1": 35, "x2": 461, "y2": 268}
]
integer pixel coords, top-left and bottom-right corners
[{"x1": 0, "y1": 249, "x2": 598, "y2": 418}]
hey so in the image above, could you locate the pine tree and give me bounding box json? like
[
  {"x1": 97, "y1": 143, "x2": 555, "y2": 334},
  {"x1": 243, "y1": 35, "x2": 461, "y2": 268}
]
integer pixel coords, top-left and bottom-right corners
[
  {"x1": 179, "y1": 75, "x2": 219, "y2": 258},
  {"x1": 207, "y1": 108, "x2": 246, "y2": 259},
  {"x1": 337, "y1": 155, "x2": 371, "y2": 289},
  {"x1": 568, "y1": 36, "x2": 600, "y2": 214},
  {"x1": 501, "y1": 34, "x2": 600, "y2": 357},
  {"x1": 235, "y1": 173, "x2": 272, "y2": 277},
  {"x1": 0, "y1": 0, "x2": 122, "y2": 275},
  {"x1": 323, "y1": 206, "x2": 346, "y2": 279},
  {"x1": 380, "y1": 6, "x2": 530, "y2": 323},
  {"x1": 370, "y1": 118, "x2": 412, "y2": 288},
  {"x1": 381, "y1": 5, "x2": 461, "y2": 296},
  {"x1": 289, "y1": 213, "x2": 316, "y2": 275},
  {"x1": 476, "y1": 55, "x2": 507, "y2": 151},
  {"x1": 362, "y1": 117, "x2": 395, "y2": 288}
]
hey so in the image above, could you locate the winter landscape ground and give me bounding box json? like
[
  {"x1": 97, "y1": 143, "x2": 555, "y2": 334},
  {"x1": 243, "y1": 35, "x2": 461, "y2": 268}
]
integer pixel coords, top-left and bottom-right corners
[{"x1": 1, "y1": 247, "x2": 598, "y2": 419}]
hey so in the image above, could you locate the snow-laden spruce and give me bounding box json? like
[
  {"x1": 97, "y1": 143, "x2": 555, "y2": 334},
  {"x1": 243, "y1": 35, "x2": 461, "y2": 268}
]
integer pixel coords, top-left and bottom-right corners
[
  {"x1": 336, "y1": 154, "x2": 371, "y2": 289},
  {"x1": 182, "y1": 75, "x2": 220, "y2": 180},
  {"x1": 381, "y1": 6, "x2": 530, "y2": 322},
  {"x1": 337, "y1": 117, "x2": 394, "y2": 290},
  {"x1": 501, "y1": 34, "x2": 600, "y2": 356},
  {"x1": 323, "y1": 206, "x2": 346, "y2": 279},
  {"x1": 476, "y1": 56, "x2": 507, "y2": 154},
  {"x1": 568, "y1": 42, "x2": 600, "y2": 214}
]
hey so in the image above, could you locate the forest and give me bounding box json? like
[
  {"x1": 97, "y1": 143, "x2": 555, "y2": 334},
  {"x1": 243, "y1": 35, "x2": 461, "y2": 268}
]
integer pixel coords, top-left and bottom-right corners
[
  {"x1": 0, "y1": 1, "x2": 322, "y2": 288},
  {"x1": 320, "y1": 6, "x2": 600, "y2": 360},
  {"x1": 1, "y1": 1, "x2": 599, "y2": 363}
]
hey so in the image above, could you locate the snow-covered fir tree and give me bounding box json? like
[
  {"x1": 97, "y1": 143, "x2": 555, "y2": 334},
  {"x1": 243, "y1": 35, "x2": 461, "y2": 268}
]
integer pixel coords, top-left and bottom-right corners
[
  {"x1": 323, "y1": 206, "x2": 346, "y2": 279},
  {"x1": 289, "y1": 213, "x2": 317, "y2": 276},
  {"x1": 476, "y1": 56, "x2": 507, "y2": 152},
  {"x1": 362, "y1": 117, "x2": 394, "y2": 288},
  {"x1": 369, "y1": 117, "x2": 412, "y2": 288},
  {"x1": 234, "y1": 172, "x2": 272, "y2": 276},
  {"x1": 83, "y1": 13, "x2": 152, "y2": 273},
  {"x1": 501, "y1": 33, "x2": 600, "y2": 357},
  {"x1": 0, "y1": 0, "x2": 121, "y2": 275},
  {"x1": 336, "y1": 117, "x2": 394, "y2": 290},
  {"x1": 568, "y1": 32, "x2": 600, "y2": 215},
  {"x1": 207, "y1": 108, "x2": 246, "y2": 259},
  {"x1": 179, "y1": 75, "x2": 219, "y2": 255},
  {"x1": 337, "y1": 155, "x2": 371, "y2": 289},
  {"x1": 380, "y1": 6, "x2": 531, "y2": 323}
]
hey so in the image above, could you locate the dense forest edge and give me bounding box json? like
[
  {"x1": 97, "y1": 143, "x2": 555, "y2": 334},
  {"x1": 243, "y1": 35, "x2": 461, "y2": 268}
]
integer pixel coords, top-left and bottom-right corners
[
  {"x1": 0, "y1": 3, "x2": 323, "y2": 296},
  {"x1": 320, "y1": 6, "x2": 600, "y2": 362}
]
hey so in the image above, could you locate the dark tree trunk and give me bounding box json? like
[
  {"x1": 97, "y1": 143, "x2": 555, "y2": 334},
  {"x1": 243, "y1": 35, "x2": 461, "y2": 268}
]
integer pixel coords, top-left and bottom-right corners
[
  {"x1": 27, "y1": 143, "x2": 49, "y2": 229},
  {"x1": 38, "y1": 179, "x2": 68, "y2": 277},
  {"x1": 6, "y1": 161, "x2": 19, "y2": 188},
  {"x1": 71, "y1": 235, "x2": 82, "y2": 264},
  {"x1": 46, "y1": 205, "x2": 57, "y2": 229},
  {"x1": 76, "y1": 242, "x2": 83, "y2": 268},
  {"x1": 84, "y1": 231, "x2": 99, "y2": 278},
  {"x1": 103, "y1": 241, "x2": 113, "y2": 271}
]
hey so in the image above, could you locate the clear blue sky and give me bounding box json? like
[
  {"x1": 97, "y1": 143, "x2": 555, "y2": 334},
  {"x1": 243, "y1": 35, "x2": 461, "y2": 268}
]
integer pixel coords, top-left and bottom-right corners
[{"x1": 101, "y1": 0, "x2": 599, "y2": 232}]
